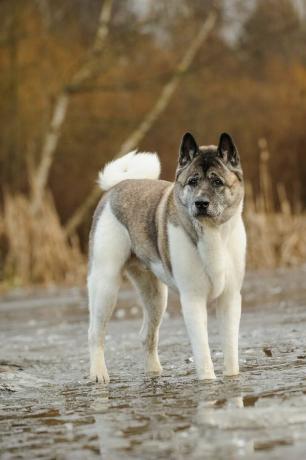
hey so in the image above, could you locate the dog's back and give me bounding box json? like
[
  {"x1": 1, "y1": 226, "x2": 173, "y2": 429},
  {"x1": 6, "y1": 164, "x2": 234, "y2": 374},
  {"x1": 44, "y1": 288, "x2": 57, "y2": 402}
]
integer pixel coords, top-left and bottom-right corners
[
  {"x1": 89, "y1": 151, "x2": 172, "y2": 270},
  {"x1": 109, "y1": 179, "x2": 171, "y2": 264}
]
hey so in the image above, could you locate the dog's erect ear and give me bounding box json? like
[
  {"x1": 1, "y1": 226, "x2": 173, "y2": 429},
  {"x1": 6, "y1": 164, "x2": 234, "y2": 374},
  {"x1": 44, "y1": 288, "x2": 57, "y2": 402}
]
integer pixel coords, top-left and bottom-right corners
[
  {"x1": 179, "y1": 132, "x2": 199, "y2": 166},
  {"x1": 217, "y1": 133, "x2": 240, "y2": 166}
]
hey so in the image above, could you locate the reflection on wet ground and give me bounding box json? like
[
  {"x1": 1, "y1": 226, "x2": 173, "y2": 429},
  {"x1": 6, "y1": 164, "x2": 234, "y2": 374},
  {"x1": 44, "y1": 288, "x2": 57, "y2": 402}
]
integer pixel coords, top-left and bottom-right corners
[{"x1": 1, "y1": 267, "x2": 306, "y2": 459}]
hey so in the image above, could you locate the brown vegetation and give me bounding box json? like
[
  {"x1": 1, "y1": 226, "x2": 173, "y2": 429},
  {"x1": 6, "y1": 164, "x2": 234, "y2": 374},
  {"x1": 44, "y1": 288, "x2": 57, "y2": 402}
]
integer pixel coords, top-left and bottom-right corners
[
  {"x1": 0, "y1": 193, "x2": 85, "y2": 287},
  {"x1": 0, "y1": 140, "x2": 304, "y2": 288},
  {"x1": 245, "y1": 140, "x2": 306, "y2": 269},
  {"x1": 0, "y1": 0, "x2": 305, "y2": 287}
]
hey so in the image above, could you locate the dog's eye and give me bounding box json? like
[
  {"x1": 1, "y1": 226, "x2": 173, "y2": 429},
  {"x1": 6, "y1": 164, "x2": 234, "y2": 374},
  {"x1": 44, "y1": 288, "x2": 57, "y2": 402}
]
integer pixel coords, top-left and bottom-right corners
[
  {"x1": 187, "y1": 177, "x2": 199, "y2": 186},
  {"x1": 212, "y1": 178, "x2": 224, "y2": 187}
]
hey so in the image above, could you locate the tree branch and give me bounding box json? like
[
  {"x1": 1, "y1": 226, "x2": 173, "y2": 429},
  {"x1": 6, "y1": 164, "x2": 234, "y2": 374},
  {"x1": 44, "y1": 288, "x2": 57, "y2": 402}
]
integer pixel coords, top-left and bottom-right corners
[
  {"x1": 64, "y1": 10, "x2": 217, "y2": 237},
  {"x1": 30, "y1": 0, "x2": 114, "y2": 214}
]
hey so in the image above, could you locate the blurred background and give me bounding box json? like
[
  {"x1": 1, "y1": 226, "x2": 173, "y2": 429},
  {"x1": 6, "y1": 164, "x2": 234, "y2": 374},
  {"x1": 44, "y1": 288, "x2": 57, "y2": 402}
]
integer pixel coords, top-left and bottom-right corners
[{"x1": 1, "y1": 0, "x2": 306, "y2": 288}]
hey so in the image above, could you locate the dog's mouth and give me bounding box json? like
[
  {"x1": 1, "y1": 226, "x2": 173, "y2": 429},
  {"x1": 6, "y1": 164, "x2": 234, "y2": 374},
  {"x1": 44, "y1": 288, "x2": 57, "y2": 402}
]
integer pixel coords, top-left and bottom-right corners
[
  {"x1": 191, "y1": 204, "x2": 221, "y2": 221},
  {"x1": 192, "y1": 205, "x2": 213, "y2": 219},
  {"x1": 193, "y1": 209, "x2": 211, "y2": 218}
]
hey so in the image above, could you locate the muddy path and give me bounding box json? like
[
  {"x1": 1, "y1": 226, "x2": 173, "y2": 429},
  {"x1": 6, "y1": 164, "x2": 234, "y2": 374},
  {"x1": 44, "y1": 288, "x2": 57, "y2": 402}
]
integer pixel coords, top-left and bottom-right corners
[{"x1": 1, "y1": 267, "x2": 306, "y2": 459}]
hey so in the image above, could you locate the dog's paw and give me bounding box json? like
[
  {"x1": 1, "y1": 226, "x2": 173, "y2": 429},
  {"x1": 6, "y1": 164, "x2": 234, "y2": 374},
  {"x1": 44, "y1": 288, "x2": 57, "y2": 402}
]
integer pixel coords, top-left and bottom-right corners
[
  {"x1": 197, "y1": 370, "x2": 216, "y2": 381},
  {"x1": 223, "y1": 368, "x2": 239, "y2": 377},
  {"x1": 145, "y1": 355, "x2": 163, "y2": 375},
  {"x1": 90, "y1": 364, "x2": 110, "y2": 384}
]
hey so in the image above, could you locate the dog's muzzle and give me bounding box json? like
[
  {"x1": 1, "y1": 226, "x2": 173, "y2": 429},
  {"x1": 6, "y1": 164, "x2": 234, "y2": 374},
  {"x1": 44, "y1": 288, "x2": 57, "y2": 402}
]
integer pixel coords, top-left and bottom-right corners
[{"x1": 193, "y1": 199, "x2": 210, "y2": 217}]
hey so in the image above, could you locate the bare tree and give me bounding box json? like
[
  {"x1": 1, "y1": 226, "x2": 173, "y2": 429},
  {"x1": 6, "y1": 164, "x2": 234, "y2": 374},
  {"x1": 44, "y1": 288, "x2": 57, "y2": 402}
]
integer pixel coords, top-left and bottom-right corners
[
  {"x1": 64, "y1": 10, "x2": 217, "y2": 237},
  {"x1": 30, "y1": 0, "x2": 114, "y2": 214},
  {"x1": 4, "y1": 1, "x2": 20, "y2": 189}
]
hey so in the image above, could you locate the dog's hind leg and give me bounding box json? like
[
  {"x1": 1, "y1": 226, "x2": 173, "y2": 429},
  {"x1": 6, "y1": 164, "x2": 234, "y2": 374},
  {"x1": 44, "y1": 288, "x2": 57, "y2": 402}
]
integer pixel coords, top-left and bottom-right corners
[
  {"x1": 126, "y1": 261, "x2": 168, "y2": 375},
  {"x1": 88, "y1": 203, "x2": 131, "y2": 383}
]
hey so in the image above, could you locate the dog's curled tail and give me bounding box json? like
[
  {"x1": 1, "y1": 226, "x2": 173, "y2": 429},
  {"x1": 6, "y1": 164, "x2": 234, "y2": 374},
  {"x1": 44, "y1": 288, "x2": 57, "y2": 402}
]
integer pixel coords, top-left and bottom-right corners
[{"x1": 98, "y1": 150, "x2": 161, "y2": 191}]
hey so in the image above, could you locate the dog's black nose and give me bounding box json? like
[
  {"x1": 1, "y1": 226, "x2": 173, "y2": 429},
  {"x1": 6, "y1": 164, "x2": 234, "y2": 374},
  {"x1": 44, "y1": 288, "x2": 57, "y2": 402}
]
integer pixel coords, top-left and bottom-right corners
[{"x1": 194, "y1": 199, "x2": 209, "y2": 210}]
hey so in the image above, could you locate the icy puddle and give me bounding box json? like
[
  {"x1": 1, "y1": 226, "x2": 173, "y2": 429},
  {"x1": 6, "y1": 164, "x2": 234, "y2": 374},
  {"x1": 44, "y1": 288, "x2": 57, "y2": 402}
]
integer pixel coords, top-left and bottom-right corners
[{"x1": 1, "y1": 267, "x2": 306, "y2": 459}]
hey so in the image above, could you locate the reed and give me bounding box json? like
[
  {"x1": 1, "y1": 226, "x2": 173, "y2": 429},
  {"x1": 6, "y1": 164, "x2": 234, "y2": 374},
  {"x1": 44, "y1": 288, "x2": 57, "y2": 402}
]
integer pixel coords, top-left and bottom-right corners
[
  {"x1": 0, "y1": 192, "x2": 85, "y2": 287},
  {"x1": 245, "y1": 138, "x2": 306, "y2": 269},
  {"x1": 0, "y1": 140, "x2": 305, "y2": 287}
]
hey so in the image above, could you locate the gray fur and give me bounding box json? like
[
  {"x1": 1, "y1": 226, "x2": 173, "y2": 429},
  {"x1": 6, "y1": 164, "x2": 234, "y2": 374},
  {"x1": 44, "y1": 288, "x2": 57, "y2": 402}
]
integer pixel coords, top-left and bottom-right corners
[
  {"x1": 88, "y1": 132, "x2": 245, "y2": 383},
  {"x1": 109, "y1": 179, "x2": 171, "y2": 267},
  {"x1": 126, "y1": 256, "x2": 167, "y2": 371},
  {"x1": 175, "y1": 144, "x2": 244, "y2": 226},
  {"x1": 89, "y1": 135, "x2": 244, "y2": 281}
]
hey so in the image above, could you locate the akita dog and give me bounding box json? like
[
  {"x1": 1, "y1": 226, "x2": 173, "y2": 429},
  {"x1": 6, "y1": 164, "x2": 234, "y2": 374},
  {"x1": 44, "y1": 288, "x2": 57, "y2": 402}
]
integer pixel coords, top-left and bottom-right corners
[{"x1": 88, "y1": 132, "x2": 246, "y2": 383}]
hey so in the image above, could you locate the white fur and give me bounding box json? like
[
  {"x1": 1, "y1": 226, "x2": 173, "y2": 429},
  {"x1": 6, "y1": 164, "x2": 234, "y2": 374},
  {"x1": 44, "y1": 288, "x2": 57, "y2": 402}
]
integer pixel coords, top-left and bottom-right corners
[
  {"x1": 88, "y1": 189, "x2": 246, "y2": 382},
  {"x1": 150, "y1": 261, "x2": 175, "y2": 289},
  {"x1": 98, "y1": 150, "x2": 161, "y2": 191},
  {"x1": 88, "y1": 202, "x2": 131, "y2": 383},
  {"x1": 168, "y1": 224, "x2": 215, "y2": 379},
  {"x1": 88, "y1": 202, "x2": 168, "y2": 383},
  {"x1": 168, "y1": 209, "x2": 246, "y2": 380}
]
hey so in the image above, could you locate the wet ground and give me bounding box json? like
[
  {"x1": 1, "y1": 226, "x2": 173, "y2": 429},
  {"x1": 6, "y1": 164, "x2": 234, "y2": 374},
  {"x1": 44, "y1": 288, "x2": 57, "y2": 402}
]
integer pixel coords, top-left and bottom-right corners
[{"x1": 1, "y1": 266, "x2": 306, "y2": 459}]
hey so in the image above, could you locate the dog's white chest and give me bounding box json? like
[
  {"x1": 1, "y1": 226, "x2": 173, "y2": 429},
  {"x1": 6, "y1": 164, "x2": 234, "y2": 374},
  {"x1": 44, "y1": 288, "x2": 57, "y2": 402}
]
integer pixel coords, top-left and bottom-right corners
[
  {"x1": 197, "y1": 228, "x2": 228, "y2": 300},
  {"x1": 168, "y1": 223, "x2": 230, "y2": 300}
]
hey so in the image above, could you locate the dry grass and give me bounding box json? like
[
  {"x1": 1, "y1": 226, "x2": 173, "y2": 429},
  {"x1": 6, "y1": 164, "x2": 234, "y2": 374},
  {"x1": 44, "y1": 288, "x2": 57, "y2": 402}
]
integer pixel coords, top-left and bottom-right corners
[
  {"x1": 0, "y1": 139, "x2": 305, "y2": 287},
  {"x1": 245, "y1": 208, "x2": 306, "y2": 269},
  {"x1": 0, "y1": 192, "x2": 85, "y2": 287},
  {"x1": 245, "y1": 139, "x2": 306, "y2": 269}
]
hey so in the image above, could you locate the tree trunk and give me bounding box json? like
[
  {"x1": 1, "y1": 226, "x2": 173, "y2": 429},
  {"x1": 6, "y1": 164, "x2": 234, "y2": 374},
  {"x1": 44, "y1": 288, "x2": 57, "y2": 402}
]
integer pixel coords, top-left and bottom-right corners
[
  {"x1": 30, "y1": 0, "x2": 114, "y2": 214},
  {"x1": 64, "y1": 10, "x2": 217, "y2": 237}
]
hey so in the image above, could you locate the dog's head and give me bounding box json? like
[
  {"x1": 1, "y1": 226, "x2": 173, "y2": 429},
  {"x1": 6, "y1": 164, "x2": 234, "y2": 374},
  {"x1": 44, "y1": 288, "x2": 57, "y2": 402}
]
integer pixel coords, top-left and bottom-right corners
[{"x1": 175, "y1": 132, "x2": 244, "y2": 225}]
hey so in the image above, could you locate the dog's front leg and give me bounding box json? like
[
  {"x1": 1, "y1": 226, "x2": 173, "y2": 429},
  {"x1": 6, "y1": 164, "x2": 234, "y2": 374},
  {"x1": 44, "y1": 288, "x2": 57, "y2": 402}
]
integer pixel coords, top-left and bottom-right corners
[
  {"x1": 180, "y1": 295, "x2": 216, "y2": 380},
  {"x1": 217, "y1": 290, "x2": 241, "y2": 376}
]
